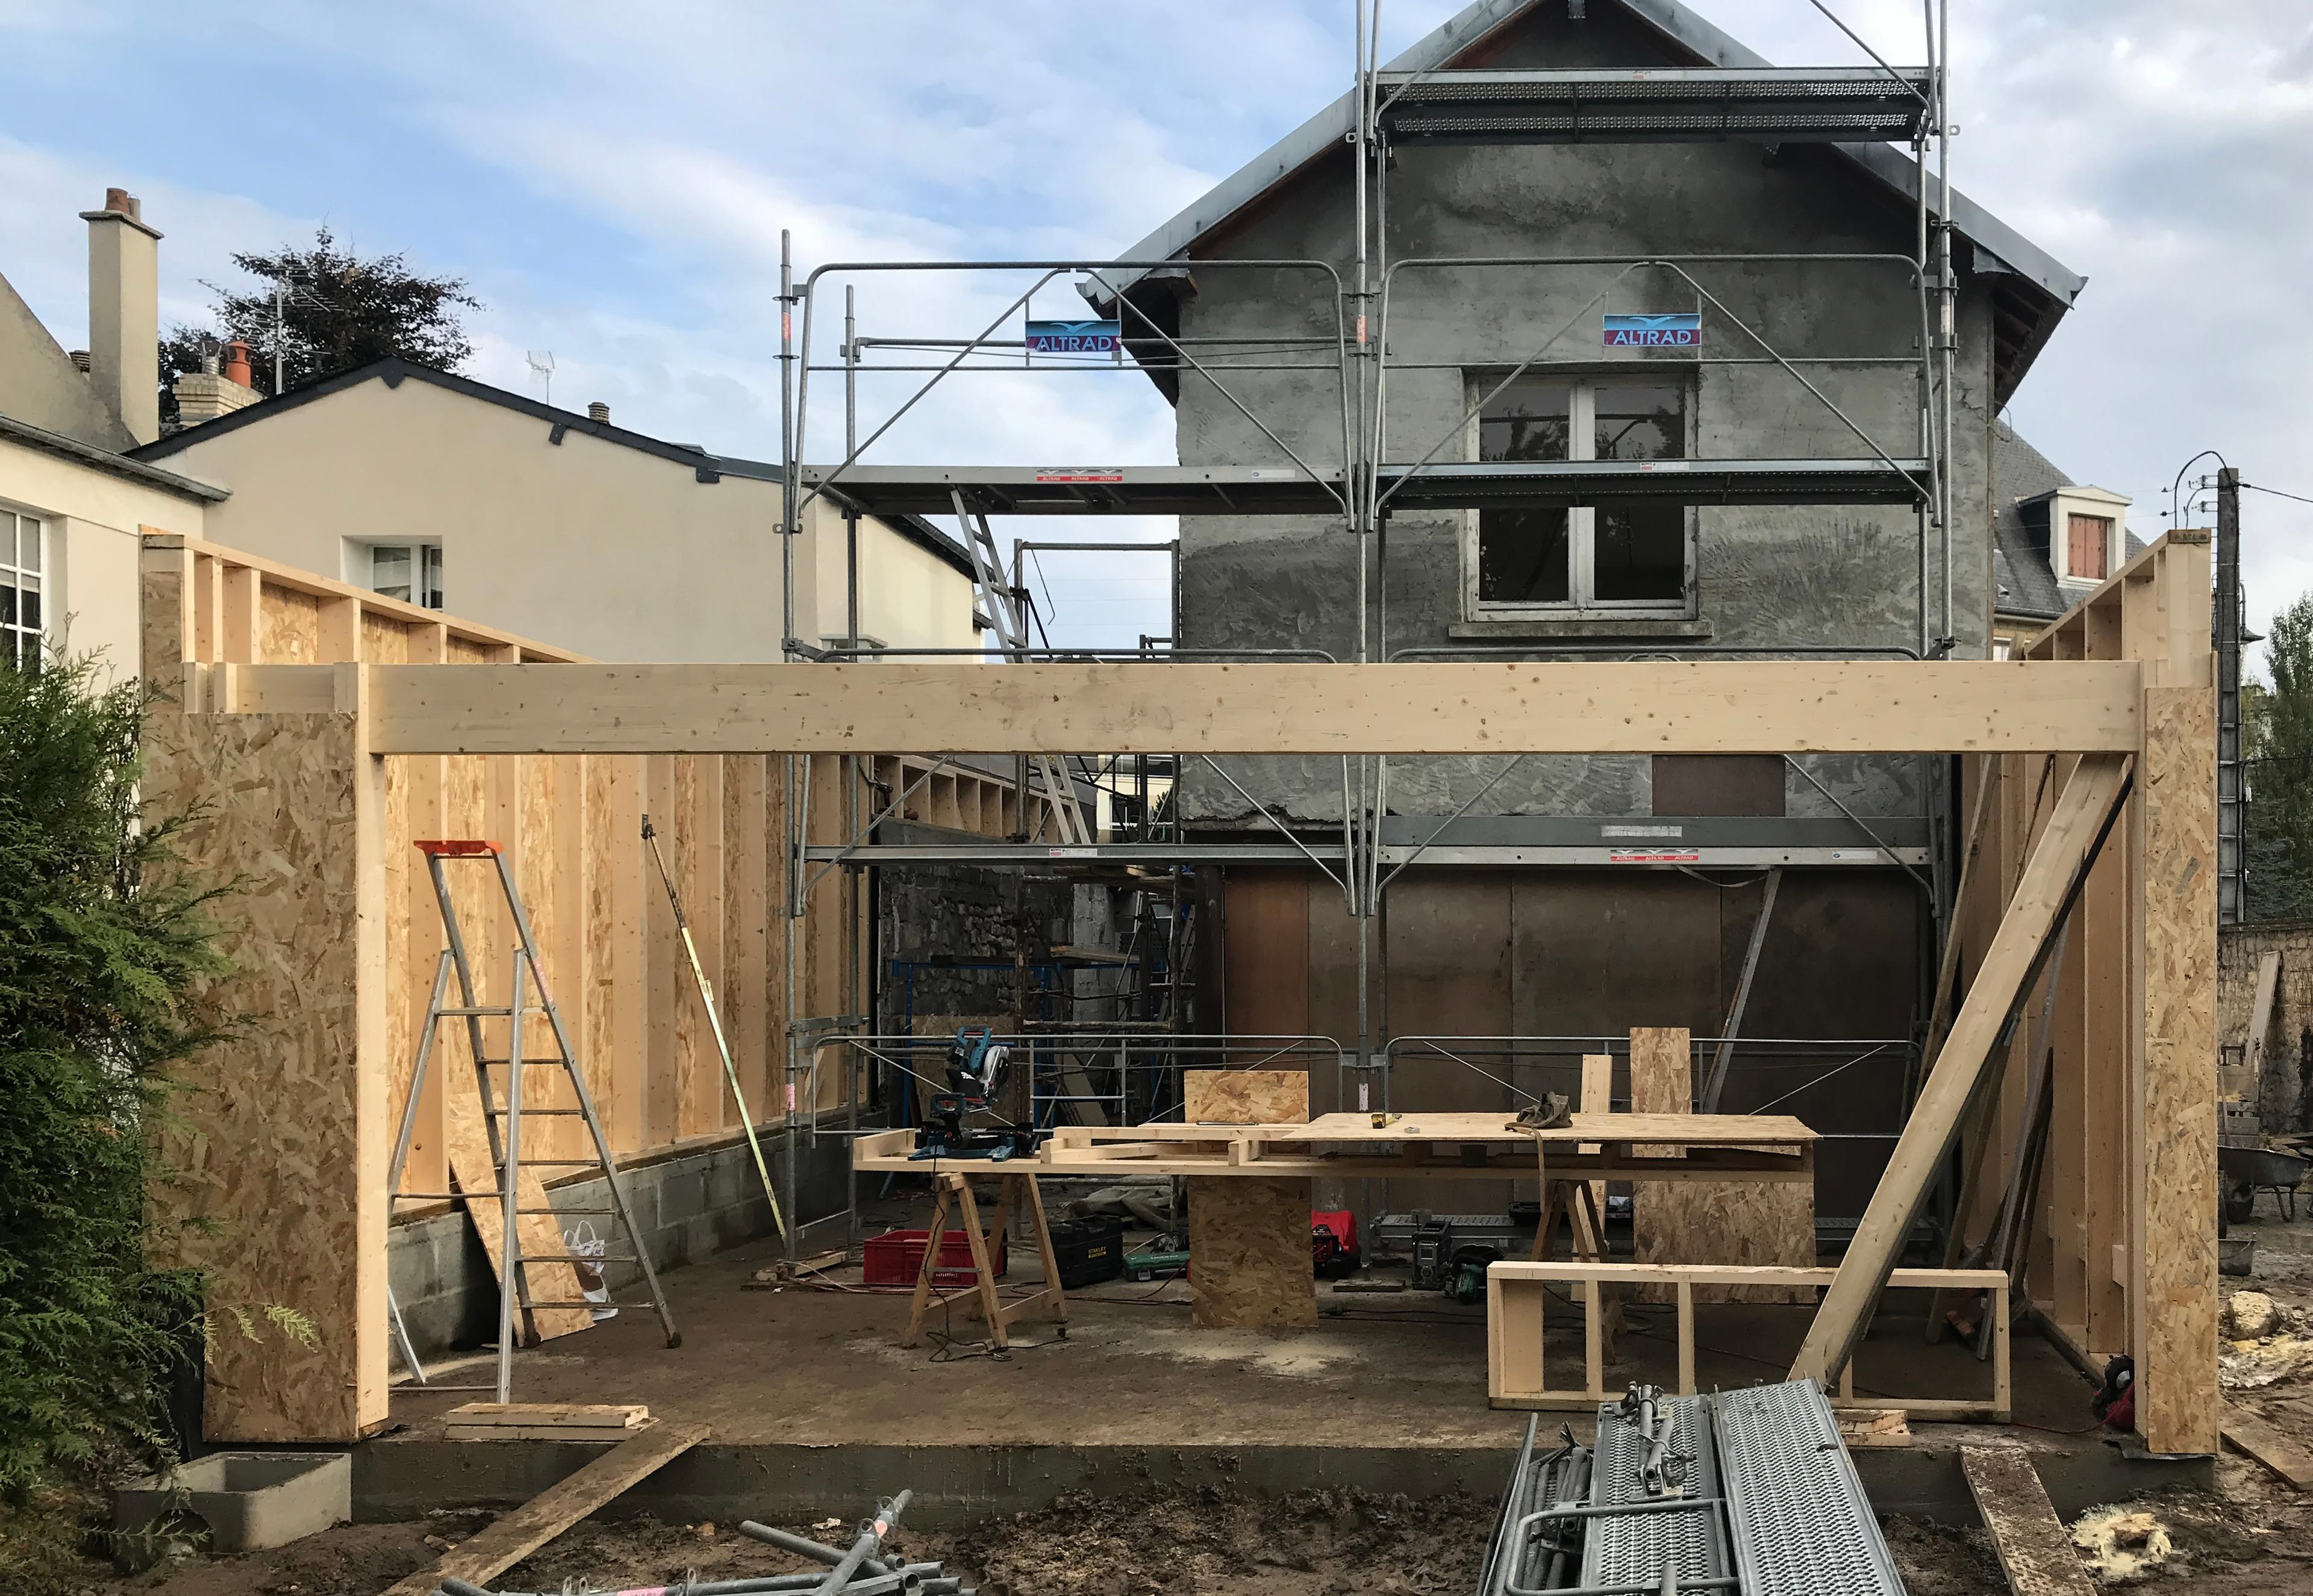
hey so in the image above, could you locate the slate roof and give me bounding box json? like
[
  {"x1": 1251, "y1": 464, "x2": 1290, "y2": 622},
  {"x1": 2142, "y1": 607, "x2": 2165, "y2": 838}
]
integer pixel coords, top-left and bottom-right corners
[
  {"x1": 1096, "y1": 0, "x2": 2084, "y2": 400},
  {"x1": 1990, "y1": 424, "x2": 2144, "y2": 623},
  {"x1": 131, "y1": 358, "x2": 975, "y2": 578}
]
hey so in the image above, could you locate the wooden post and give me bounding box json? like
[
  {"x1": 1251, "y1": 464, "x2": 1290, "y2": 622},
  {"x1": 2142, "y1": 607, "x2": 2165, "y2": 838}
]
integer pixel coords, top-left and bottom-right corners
[{"x1": 2134, "y1": 688, "x2": 2218, "y2": 1452}]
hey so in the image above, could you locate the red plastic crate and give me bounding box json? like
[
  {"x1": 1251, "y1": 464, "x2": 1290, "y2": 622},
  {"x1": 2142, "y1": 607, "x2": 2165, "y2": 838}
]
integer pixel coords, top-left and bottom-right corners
[{"x1": 863, "y1": 1226, "x2": 1009, "y2": 1289}]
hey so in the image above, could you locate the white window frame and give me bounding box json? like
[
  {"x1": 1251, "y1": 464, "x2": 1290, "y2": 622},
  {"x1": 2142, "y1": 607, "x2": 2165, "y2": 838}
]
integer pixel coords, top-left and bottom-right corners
[
  {"x1": 1462, "y1": 373, "x2": 1699, "y2": 622},
  {"x1": 348, "y1": 538, "x2": 445, "y2": 610},
  {"x1": 2, "y1": 505, "x2": 46, "y2": 671}
]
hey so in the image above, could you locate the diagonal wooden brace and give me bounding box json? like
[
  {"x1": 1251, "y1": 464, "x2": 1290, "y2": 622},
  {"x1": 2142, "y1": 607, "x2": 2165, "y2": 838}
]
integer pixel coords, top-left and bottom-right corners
[{"x1": 1791, "y1": 749, "x2": 2134, "y2": 1388}]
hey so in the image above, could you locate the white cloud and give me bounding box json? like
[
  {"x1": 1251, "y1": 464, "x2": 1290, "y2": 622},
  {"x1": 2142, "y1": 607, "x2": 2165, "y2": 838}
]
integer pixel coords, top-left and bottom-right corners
[
  {"x1": 7, "y1": 1, "x2": 2313, "y2": 652},
  {"x1": 0, "y1": 136, "x2": 311, "y2": 346}
]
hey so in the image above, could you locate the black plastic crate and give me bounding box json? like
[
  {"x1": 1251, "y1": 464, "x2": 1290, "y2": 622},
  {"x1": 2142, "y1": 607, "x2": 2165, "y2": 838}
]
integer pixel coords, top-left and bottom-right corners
[{"x1": 1046, "y1": 1215, "x2": 1125, "y2": 1287}]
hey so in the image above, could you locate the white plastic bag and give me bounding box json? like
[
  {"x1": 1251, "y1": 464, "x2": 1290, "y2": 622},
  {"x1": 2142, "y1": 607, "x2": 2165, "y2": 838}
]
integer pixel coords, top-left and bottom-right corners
[{"x1": 565, "y1": 1220, "x2": 617, "y2": 1320}]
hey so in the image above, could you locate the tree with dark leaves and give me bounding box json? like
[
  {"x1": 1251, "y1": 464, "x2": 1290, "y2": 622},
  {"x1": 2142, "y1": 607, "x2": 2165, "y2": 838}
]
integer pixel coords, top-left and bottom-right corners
[
  {"x1": 2246, "y1": 595, "x2": 2313, "y2": 923},
  {"x1": 158, "y1": 226, "x2": 480, "y2": 425}
]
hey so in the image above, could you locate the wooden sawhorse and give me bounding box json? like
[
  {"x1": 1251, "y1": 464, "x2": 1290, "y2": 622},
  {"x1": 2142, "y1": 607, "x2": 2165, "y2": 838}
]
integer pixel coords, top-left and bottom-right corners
[{"x1": 901, "y1": 1167, "x2": 1069, "y2": 1352}]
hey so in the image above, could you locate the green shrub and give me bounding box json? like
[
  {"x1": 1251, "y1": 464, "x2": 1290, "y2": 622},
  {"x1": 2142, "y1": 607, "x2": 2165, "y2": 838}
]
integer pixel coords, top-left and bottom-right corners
[{"x1": 0, "y1": 655, "x2": 229, "y2": 1528}]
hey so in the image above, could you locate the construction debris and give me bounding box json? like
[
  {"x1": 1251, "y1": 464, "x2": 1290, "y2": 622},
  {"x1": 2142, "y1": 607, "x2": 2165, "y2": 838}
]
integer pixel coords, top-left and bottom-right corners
[
  {"x1": 2067, "y1": 1506, "x2": 2173, "y2": 1583},
  {"x1": 2225, "y1": 1289, "x2": 2282, "y2": 1339}
]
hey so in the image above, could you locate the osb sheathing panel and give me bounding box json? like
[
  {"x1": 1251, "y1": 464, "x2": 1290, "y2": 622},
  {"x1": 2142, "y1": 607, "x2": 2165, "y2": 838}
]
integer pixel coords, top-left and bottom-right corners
[
  {"x1": 1629, "y1": 1026, "x2": 1814, "y2": 1305},
  {"x1": 1189, "y1": 1176, "x2": 1317, "y2": 1329},
  {"x1": 145, "y1": 709, "x2": 386, "y2": 1441},
  {"x1": 2138, "y1": 685, "x2": 2218, "y2": 1454},
  {"x1": 1184, "y1": 1070, "x2": 1309, "y2": 1125},
  {"x1": 262, "y1": 587, "x2": 322, "y2": 663}
]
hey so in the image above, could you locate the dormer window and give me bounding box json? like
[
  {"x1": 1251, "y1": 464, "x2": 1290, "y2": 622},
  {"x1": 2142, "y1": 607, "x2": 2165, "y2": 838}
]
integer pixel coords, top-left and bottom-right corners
[{"x1": 2020, "y1": 484, "x2": 2129, "y2": 588}]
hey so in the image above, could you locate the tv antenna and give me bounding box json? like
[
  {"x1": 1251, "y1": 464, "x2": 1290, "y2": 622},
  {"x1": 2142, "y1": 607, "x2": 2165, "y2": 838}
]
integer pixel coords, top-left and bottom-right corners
[{"x1": 526, "y1": 350, "x2": 555, "y2": 406}]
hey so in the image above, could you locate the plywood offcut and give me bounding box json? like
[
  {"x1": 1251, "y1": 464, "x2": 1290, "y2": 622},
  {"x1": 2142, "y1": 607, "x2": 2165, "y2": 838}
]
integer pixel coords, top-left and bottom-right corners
[
  {"x1": 1629, "y1": 1026, "x2": 1814, "y2": 1305},
  {"x1": 1189, "y1": 1176, "x2": 1316, "y2": 1330},
  {"x1": 1184, "y1": 1070, "x2": 1310, "y2": 1126}
]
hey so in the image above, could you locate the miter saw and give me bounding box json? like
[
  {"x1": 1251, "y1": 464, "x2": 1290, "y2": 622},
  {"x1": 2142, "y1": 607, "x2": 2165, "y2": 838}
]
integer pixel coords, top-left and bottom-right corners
[{"x1": 910, "y1": 1026, "x2": 1042, "y2": 1161}]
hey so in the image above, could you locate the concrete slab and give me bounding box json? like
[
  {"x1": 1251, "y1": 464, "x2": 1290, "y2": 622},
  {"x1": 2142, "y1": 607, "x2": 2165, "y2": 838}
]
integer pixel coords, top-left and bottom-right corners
[
  {"x1": 117, "y1": 1450, "x2": 351, "y2": 1554},
  {"x1": 368, "y1": 1220, "x2": 2206, "y2": 1526}
]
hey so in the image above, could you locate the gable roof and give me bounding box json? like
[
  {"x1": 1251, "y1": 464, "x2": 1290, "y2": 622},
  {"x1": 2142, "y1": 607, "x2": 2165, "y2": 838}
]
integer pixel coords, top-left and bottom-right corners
[
  {"x1": 1096, "y1": 0, "x2": 2083, "y2": 399},
  {"x1": 131, "y1": 358, "x2": 975, "y2": 578}
]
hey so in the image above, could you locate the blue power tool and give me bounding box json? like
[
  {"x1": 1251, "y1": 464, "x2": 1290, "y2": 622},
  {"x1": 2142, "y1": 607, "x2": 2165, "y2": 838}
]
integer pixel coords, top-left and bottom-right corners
[{"x1": 911, "y1": 1027, "x2": 1042, "y2": 1161}]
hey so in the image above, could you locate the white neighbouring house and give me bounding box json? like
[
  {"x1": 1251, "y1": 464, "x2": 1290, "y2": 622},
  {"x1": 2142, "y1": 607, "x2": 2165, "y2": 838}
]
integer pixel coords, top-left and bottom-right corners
[{"x1": 1, "y1": 187, "x2": 985, "y2": 676}]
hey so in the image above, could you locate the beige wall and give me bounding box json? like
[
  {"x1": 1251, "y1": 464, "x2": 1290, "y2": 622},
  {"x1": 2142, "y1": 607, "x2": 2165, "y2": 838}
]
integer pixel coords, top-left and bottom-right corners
[
  {"x1": 0, "y1": 434, "x2": 210, "y2": 679},
  {"x1": 158, "y1": 375, "x2": 981, "y2": 662},
  {"x1": 0, "y1": 270, "x2": 136, "y2": 450}
]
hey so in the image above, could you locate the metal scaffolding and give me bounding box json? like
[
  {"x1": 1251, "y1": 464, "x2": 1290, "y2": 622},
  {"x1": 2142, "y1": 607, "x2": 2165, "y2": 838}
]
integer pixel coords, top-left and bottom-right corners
[{"x1": 766, "y1": 1, "x2": 1962, "y2": 1258}]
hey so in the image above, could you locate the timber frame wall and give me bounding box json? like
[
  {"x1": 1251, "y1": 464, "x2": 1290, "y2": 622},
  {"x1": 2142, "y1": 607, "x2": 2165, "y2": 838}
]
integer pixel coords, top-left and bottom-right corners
[
  {"x1": 1954, "y1": 529, "x2": 2219, "y2": 1453},
  {"x1": 151, "y1": 531, "x2": 2217, "y2": 1454},
  {"x1": 136, "y1": 532, "x2": 1053, "y2": 1442}
]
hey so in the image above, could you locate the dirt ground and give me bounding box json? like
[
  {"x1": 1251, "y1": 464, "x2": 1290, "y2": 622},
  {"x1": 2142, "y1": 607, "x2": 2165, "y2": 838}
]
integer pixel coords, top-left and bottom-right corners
[
  {"x1": 34, "y1": 1491, "x2": 2020, "y2": 1596},
  {"x1": 53, "y1": 1205, "x2": 2313, "y2": 1593}
]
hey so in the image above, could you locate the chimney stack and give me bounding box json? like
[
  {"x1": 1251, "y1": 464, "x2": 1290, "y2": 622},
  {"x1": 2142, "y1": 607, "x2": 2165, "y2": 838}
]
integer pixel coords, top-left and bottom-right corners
[
  {"x1": 80, "y1": 187, "x2": 161, "y2": 444},
  {"x1": 173, "y1": 336, "x2": 261, "y2": 428},
  {"x1": 588, "y1": 401, "x2": 610, "y2": 423}
]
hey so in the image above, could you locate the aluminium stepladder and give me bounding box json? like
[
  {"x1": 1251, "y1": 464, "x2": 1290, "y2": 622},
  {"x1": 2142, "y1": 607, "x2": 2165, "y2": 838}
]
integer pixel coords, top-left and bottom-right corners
[{"x1": 385, "y1": 839, "x2": 679, "y2": 1402}]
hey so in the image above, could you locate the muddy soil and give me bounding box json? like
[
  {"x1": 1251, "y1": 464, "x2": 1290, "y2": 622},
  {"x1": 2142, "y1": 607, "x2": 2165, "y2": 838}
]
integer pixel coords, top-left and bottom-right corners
[{"x1": 54, "y1": 1489, "x2": 1499, "y2": 1596}]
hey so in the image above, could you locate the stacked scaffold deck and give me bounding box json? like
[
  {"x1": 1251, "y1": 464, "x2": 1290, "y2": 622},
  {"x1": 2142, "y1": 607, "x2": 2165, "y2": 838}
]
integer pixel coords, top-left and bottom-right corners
[{"x1": 1479, "y1": 1379, "x2": 1905, "y2": 1596}]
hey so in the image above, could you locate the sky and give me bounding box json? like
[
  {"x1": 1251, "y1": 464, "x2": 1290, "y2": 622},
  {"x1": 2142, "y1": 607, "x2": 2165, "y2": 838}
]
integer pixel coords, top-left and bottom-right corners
[{"x1": 3, "y1": 0, "x2": 2309, "y2": 656}]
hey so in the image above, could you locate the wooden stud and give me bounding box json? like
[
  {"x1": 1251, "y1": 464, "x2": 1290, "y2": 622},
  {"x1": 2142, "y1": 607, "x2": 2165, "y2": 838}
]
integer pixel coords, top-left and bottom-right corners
[
  {"x1": 1676, "y1": 1279, "x2": 1696, "y2": 1395},
  {"x1": 1583, "y1": 1279, "x2": 1603, "y2": 1400},
  {"x1": 220, "y1": 563, "x2": 261, "y2": 663}
]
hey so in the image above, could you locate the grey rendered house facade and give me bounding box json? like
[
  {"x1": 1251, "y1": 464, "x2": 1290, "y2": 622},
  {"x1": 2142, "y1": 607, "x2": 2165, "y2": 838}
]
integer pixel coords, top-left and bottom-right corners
[{"x1": 1097, "y1": 0, "x2": 2085, "y2": 1220}]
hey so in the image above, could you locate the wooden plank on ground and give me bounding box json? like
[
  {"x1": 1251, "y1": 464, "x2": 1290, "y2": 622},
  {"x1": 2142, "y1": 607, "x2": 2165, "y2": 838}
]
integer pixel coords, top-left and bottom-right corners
[
  {"x1": 325, "y1": 659, "x2": 2150, "y2": 756},
  {"x1": 1960, "y1": 1445, "x2": 2095, "y2": 1596},
  {"x1": 2222, "y1": 1405, "x2": 2313, "y2": 1489},
  {"x1": 380, "y1": 1421, "x2": 708, "y2": 1596}
]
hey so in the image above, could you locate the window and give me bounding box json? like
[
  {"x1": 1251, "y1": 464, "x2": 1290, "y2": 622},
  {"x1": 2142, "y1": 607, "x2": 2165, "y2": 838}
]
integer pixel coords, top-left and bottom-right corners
[
  {"x1": 2066, "y1": 513, "x2": 2112, "y2": 583},
  {"x1": 1472, "y1": 376, "x2": 1692, "y2": 616},
  {"x1": 359, "y1": 541, "x2": 445, "y2": 609},
  {"x1": 2, "y1": 510, "x2": 43, "y2": 673}
]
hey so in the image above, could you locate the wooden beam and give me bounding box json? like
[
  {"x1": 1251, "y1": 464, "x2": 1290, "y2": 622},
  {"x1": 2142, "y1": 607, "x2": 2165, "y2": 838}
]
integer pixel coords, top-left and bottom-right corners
[
  {"x1": 378, "y1": 1421, "x2": 707, "y2": 1596},
  {"x1": 243, "y1": 660, "x2": 2150, "y2": 756},
  {"x1": 1792, "y1": 751, "x2": 2132, "y2": 1388},
  {"x1": 1960, "y1": 1446, "x2": 2096, "y2": 1596}
]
